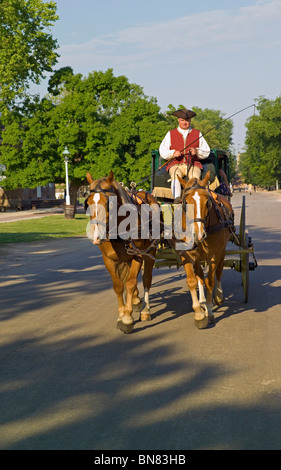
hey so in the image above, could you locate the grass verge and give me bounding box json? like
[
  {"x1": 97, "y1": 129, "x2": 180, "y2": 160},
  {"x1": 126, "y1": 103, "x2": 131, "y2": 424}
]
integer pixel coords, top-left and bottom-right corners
[{"x1": 0, "y1": 214, "x2": 89, "y2": 244}]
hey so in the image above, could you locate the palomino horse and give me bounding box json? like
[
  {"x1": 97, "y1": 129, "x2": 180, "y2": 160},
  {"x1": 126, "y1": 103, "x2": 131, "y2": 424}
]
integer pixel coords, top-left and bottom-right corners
[
  {"x1": 85, "y1": 171, "x2": 159, "y2": 334},
  {"x1": 177, "y1": 171, "x2": 234, "y2": 329}
]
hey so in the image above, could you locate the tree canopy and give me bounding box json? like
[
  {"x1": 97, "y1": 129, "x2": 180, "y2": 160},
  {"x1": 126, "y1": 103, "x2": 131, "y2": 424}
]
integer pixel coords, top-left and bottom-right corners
[
  {"x1": 192, "y1": 107, "x2": 233, "y2": 151},
  {"x1": 0, "y1": 0, "x2": 59, "y2": 107},
  {"x1": 2, "y1": 1, "x2": 281, "y2": 193},
  {"x1": 0, "y1": 69, "x2": 169, "y2": 199},
  {"x1": 0, "y1": 68, "x2": 235, "y2": 199},
  {"x1": 240, "y1": 96, "x2": 281, "y2": 186}
]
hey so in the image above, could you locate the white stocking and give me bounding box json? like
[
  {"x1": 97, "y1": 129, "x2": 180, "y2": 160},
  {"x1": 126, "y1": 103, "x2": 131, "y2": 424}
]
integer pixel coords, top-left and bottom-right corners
[{"x1": 171, "y1": 179, "x2": 181, "y2": 198}]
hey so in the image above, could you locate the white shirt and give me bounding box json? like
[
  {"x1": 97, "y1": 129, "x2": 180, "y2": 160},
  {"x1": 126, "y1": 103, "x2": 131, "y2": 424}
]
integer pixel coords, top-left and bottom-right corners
[{"x1": 159, "y1": 127, "x2": 210, "y2": 160}]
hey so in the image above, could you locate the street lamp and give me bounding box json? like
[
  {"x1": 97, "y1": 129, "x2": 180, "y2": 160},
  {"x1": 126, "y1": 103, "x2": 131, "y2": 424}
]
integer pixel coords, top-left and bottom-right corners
[{"x1": 62, "y1": 146, "x2": 70, "y2": 206}]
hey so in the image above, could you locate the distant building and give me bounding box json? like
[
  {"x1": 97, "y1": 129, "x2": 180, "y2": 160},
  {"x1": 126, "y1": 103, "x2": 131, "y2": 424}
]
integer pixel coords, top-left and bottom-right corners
[{"x1": 0, "y1": 183, "x2": 61, "y2": 211}]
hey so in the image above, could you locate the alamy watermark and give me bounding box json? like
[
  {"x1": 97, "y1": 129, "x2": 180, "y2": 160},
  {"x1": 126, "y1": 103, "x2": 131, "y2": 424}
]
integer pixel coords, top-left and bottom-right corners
[{"x1": 86, "y1": 196, "x2": 197, "y2": 250}]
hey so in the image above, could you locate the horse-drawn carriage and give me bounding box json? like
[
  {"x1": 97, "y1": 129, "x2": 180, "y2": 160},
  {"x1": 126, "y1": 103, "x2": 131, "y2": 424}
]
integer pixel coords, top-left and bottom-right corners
[
  {"x1": 85, "y1": 148, "x2": 257, "y2": 332},
  {"x1": 150, "y1": 148, "x2": 257, "y2": 303}
]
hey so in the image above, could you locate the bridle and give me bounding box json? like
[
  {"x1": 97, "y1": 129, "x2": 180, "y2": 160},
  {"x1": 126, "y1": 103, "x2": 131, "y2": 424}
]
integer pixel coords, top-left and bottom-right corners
[
  {"x1": 181, "y1": 179, "x2": 212, "y2": 232},
  {"x1": 181, "y1": 179, "x2": 235, "y2": 243},
  {"x1": 84, "y1": 180, "x2": 121, "y2": 243},
  {"x1": 84, "y1": 180, "x2": 117, "y2": 212},
  {"x1": 85, "y1": 179, "x2": 160, "y2": 259}
]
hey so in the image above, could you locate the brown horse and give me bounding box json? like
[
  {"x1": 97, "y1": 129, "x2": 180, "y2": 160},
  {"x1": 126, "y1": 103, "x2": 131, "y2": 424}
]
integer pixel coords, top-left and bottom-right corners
[
  {"x1": 177, "y1": 171, "x2": 234, "y2": 329},
  {"x1": 85, "y1": 171, "x2": 160, "y2": 334}
]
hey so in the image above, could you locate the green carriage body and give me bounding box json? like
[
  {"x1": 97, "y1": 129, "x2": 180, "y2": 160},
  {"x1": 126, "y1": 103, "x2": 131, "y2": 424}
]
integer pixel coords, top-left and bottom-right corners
[{"x1": 151, "y1": 148, "x2": 230, "y2": 195}]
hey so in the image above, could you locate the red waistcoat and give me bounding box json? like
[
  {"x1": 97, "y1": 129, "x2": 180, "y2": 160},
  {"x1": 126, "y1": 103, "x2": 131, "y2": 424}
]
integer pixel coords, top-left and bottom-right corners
[{"x1": 166, "y1": 128, "x2": 202, "y2": 172}]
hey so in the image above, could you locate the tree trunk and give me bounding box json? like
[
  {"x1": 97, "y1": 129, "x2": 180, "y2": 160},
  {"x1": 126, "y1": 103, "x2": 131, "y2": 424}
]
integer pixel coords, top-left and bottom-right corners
[{"x1": 69, "y1": 180, "x2": 80, "y2": 215}]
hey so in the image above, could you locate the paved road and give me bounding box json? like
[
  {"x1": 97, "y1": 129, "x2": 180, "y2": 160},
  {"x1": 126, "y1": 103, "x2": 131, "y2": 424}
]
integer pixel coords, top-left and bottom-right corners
[
  {"x1": 0, "y1": 207, "x2": 64, "y2": 223},
  {"x1": 0, "y1": 205, "x2": 84, "y2": 223},
  {"x1": 0, "y1": 190, "x2": 281, "y2": 450}
]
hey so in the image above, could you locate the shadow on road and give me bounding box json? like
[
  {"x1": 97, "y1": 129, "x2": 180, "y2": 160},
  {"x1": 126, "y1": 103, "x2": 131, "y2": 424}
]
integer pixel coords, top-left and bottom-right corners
[
  {"x1": 1, "y1": 203, "x2": 281, "y2": 450},
  {"x1": 1, "y1": 323, "x2": 281, "y2": 450}
]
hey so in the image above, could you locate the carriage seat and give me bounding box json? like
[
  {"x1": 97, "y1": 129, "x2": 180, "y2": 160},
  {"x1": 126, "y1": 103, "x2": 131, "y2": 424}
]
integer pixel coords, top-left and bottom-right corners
[
  {"x1": 152, "y1": 186, "x2": 173, "y2": 200},
  {"x1": 152, "y1": 161, "x2": 217, "y2": 200},
  {"x1": 152, "y1": 166, "x2": 173, "y2": 199}
]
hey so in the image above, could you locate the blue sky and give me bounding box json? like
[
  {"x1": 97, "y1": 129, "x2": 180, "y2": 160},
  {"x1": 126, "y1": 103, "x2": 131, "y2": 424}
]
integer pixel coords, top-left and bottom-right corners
[{"x1": 37, "y1": 0, "x2": 281, "y2": 151}]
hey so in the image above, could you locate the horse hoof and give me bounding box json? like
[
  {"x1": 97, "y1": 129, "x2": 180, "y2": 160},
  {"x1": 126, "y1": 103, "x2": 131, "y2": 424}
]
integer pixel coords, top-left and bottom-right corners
[
  {"x1": 194, "y1": 316, "x2": 209, "y2": 329},
  {"x1": 214, "y1": 289, "x2": 224, "y2": 305},
  {"x1": 214, "y1": 296, "x2": 223, "y2": 306},
  {"x1": 116, "y1": 320, "x2": 134, "y2": 334},
  {"x1": 139, "y1": 313, "x2": 151, "y2": 322},
  {"x1": 208, "y1": 314, "x2": 216, "y2": 325}
]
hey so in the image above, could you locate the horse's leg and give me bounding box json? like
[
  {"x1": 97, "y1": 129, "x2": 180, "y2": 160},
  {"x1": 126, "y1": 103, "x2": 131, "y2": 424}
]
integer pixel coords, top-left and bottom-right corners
[
  {"x1": 195, "y1": 261, "x2": 208, "y2": 316},
  {"x1": 213, "y1": 252, "x2": 226, "y2": 306},
  {"x1": 102, "y1": 255, "x2": 133, "y2": 333},
  {"x1": 132, "y1": 286, "x2": 141, "y2": 313},
  {"x1": 140, "y1": 252, "x2": 155, "y2": 321},
  {"x1": 121, "y1": 258, "x2": 142, "y2": 331},
  {"x1": 205, "y1": 259, "x2": 216, "y2": 324},
  {"x1": 183, "y1": 260, "x2": 209, "y2": 329},
  {"x1": 213, "y1": 231, "x2": 229, "y2": 305},
  {"x1": 104, "y1": 256, "x2": 124, "y2": 319}
]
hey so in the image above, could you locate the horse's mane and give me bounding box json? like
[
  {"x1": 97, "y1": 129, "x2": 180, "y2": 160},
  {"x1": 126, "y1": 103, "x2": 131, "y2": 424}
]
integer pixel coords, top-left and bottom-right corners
[
  {"x1": 88, "y1": 177, "x2": 132, "y2": 204},
  {"x1": 185, "y1": 177, "x2": 206, "y2": 190},
  {"x1": 111, "y1": 180, "x2": 133, "y2": 205},
  {"x1": 182, "y1": 178, "x2": 209, "y2": 199}
]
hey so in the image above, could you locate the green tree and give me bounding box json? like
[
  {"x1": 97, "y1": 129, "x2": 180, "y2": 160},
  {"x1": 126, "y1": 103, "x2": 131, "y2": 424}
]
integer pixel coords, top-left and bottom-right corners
[
  {"x1": 1, "y1": 70, "x2": 236, "y2": 204},
  {"x1": 0, "y1": 0, "x2": 59, "y2": 107},
  {"x1": 240, "y1": 96, "x2": 281, "y2": 186},
  {"x1": 192, "y1": 107, "x2": 233, "y2": 151},
  {"x1": 0, "y1": 69, "x2": 169, "y2": 205}
]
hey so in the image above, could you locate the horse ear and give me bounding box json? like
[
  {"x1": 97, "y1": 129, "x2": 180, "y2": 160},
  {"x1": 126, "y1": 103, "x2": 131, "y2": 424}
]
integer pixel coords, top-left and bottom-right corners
[
  {"x1": 107, "y1": 170, "x2": 114, "y2": 184},
  {"x1": 177, "y1": 175, "x2": 186, "y2": 187},
  {"x1": 87, "y1": 172, "x2": 94, "y2": 184},
  {"x1": 201, "y1": 171, "x2": 210, "y2": 187}
]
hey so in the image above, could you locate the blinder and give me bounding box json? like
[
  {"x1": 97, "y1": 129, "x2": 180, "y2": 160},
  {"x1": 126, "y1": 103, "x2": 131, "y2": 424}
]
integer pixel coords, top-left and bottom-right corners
[
  {"x1": 181, "y1": 180, "x2": 212, "y2": 231},
  {"x1": 84, "y1": 180, "x2": 117, "y2": 212}
]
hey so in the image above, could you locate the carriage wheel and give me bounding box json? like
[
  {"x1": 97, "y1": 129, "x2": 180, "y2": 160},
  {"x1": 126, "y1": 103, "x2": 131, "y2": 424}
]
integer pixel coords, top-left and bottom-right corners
[
  {"x1": 239, "y1": 195, "x2": 246, "y2": 242},
  {"x1": 239, "y1": 196, "x2": 249, "y2": 303},
  {"x1": 241, "y1": 230, "x2": 249, "y2": 303}
]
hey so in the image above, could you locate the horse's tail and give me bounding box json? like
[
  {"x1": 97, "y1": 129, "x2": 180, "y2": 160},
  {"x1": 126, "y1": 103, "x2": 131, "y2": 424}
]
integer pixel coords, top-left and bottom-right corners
[{"x1": 115, "y1": 262, "x2": 130, "y2": 286}]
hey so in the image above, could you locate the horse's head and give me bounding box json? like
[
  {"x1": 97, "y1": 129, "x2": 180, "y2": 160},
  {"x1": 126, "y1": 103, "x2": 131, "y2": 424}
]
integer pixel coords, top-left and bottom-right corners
[
  {"x1": 85, "y1": 171, "x2": 117, "y2": 245},
  {"x1": 178, "y1": 171, "x2": 211, "y2": 244}
]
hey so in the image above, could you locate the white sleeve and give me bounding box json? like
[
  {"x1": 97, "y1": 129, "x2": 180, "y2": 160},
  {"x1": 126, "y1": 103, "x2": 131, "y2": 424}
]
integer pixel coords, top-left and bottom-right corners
[
  {"x1": 196, "y1": 132, "x2": 210, "y2": 159},
  {"x1": 159, "y1": 132, "x2": 174, "y2": 160}
]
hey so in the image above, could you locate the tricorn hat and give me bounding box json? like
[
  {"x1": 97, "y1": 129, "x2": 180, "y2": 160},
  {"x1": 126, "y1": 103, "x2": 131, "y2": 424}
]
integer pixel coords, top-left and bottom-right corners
[{"x1": 171, "y1": 108, "x2": 196, "y2": 120}]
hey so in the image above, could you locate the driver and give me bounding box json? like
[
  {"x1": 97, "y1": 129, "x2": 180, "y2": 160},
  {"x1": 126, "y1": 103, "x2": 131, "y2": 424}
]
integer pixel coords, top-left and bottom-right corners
[{"x1": 159, "y1": 108, "x2": 210, "y2": 199}]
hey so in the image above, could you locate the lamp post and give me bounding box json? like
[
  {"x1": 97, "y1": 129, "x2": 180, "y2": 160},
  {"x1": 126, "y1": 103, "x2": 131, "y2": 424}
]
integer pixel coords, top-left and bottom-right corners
[{"x1": 62, "y1": 146, "x2": 70, "y2": 206}]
